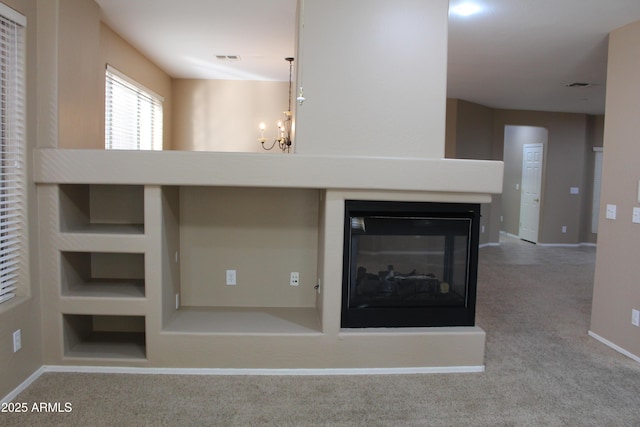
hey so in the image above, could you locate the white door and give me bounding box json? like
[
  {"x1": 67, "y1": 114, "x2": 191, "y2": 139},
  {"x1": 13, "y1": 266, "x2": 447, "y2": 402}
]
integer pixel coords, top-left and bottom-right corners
[{"x1": 519, "y1": 143, "x2": 544, "y2": 243}]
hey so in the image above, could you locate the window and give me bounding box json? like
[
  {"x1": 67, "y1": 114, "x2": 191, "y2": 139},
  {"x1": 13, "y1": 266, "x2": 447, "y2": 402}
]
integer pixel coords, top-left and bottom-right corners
[
  {"x1": 105, "y1": 66, "x2": 163, "y2": 150},
  {"x1": 0, "y1": 4, "x2": 26, "y2": 305}
]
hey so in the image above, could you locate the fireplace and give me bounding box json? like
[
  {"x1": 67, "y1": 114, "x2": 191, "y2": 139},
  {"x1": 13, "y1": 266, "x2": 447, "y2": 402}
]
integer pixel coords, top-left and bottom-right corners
[{"x1": 341, "y1": 200, "x2": 480, "y2": 328}]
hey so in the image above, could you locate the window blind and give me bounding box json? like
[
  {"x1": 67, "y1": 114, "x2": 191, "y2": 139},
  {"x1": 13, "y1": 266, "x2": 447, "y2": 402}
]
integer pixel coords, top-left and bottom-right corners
[
  {"x1": 105, "y1": 67, "x2": 163, "y2": 150},
  {"x1": 0, "y1": 4, "x2": 26, "y2": 305}
]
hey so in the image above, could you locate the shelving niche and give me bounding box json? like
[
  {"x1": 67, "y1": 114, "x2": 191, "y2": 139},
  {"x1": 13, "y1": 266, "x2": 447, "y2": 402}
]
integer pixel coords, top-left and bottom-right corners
[
  {"x1": 61, "y1": 251, "x2": 145, "y2": 298},
  {"x1": 161, "y1": 186, "x2": 323, "y2": 335},
  {"x1": 63, "y1": 314, "x2": 146, "y2": 359},
  {"x1": 59, "y1": 184, "x2": 144, "y2": 234}
]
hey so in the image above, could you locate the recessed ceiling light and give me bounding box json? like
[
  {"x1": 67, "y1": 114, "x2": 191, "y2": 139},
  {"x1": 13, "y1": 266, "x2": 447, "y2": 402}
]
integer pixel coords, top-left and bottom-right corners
[{"x1": 450, "y1": 2, "x2": 482, "y2": 17}]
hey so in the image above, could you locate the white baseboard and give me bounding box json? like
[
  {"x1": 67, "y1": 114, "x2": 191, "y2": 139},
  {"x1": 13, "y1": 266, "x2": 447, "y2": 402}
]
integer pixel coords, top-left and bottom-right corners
[
  {"x1": 1, "y1": 366, "x2": 46, "y2": 404},
  {"x1": 588, "y1": 330, "x2": 640, "y2": 364},
  {"x1": 42, "y1": 364, "x2": 485, "y2": 376},
  {"x1": 2, "y1": 364, "x2": 484, "y2": 402},
  {"x1": 479, "y1": 242, "x2": 499, "y2": 248},
  {"x1": 499, "y1": 232, "x2": 597, "y2": 248}
]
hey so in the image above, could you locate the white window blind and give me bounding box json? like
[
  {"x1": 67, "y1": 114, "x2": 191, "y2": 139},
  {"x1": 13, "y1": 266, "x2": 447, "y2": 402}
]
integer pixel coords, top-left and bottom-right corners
[
  {"x1": 0, "y1": 4, "x2": 26, "y2": 305},
  {"x1": 105, "y1": 66, "x2": 163, "y2": 150}
]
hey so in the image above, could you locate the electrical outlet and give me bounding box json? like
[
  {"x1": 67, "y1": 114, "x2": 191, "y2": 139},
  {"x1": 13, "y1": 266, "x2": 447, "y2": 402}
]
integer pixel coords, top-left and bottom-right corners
[
  {"x1": 632, "y1": 309, "x2": 640, "y2": 327},
  {"x1": 290, "y1": 272, "x2": 300, "y2": 286},
  {"x1": 226, "y1": 269, "x2": 236, "y2": 286},
  {"x1": 632, "y1": 207, "x2": 640, "y2": 224},
  {"x1": 562, "y1": 226, "x2": 567, "y2": 233},
  {"x1": 481, "y1": 225, "x2": 485, "y2": 233},
  {"x1": 13, "y1": 329, "x2": 21, "y2": 352},
  {"x1": 606, "y1": 204, "x2": 617, "y2": 220}
]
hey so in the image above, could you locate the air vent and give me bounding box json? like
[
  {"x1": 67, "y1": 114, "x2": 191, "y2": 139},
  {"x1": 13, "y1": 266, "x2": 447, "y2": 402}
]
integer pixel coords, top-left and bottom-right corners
[
  {"x1": 215, "y1": 55, "x2": 241, "y2": 61},
  {"x1": 564, "y1": 82, "x2": 592, "y2": 88}
]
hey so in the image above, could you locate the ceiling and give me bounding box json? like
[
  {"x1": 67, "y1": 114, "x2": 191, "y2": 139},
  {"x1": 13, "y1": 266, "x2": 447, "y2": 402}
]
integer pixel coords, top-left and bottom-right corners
[{"x1": 95, "y1": 0, "x2": 640, "y2": 115}]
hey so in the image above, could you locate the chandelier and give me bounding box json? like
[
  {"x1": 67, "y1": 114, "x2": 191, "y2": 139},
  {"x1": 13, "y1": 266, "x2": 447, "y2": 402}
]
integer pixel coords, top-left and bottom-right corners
[{"x1": 259, "y1": 57, "x2": 295, "y2": 153}]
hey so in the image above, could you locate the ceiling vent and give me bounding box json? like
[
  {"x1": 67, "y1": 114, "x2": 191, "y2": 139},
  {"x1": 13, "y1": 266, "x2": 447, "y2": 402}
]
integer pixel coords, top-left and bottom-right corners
[
  {"x1": 215, "y1": 55, "x2": 241, "y2": 61},
  {"x1": 564, "y1": 82, "x2": 592, "y2": 88}
]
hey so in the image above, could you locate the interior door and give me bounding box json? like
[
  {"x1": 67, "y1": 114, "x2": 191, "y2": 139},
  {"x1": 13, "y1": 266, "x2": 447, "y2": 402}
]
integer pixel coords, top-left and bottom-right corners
[{"x1": 519, "y1": 143, "x2": 544, "y2": 243}]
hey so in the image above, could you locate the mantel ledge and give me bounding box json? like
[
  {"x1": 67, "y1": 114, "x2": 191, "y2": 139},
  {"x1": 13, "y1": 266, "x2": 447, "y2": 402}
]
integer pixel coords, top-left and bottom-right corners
[{"x1": 33, "y1": 149, "x2": 504, "y2": 195}]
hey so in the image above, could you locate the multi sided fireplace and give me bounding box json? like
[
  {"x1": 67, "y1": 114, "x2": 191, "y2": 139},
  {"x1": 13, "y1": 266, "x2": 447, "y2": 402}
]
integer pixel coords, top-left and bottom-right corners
[{"x1": 341, "y1": 200, "x2": 480, "y2": 328}]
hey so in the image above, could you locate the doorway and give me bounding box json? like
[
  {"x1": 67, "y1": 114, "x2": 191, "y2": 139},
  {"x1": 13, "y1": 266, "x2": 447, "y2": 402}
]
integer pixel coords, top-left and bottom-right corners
[
  {"x1": 519, "y1": 144, "x2": 543, "y2": 243},
  {"x1": 501, "y1": 125, "x2": 548, "y2": 242}
]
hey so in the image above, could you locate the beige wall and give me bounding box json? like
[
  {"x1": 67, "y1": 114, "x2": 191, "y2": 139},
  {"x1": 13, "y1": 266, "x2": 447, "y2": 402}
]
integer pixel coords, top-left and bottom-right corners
[
  {"x1": 493, "y1": 110, "x2": 590, "y2": 244},
  {"x1": 0, "y1": 0, "x2": 43, "y2": 400},
  {"x1": 444, "y1": 100, "x2": 603, "y2": 245},
  {"x1": 179, "y1": 187, "x2": 319, "y2": 308},
  {"x1": 294, "y1": 0, "x2": 449, "y2": 158},
  {"x1": 58, "y1": 0, "x2": 101, "y2": 148},
  {"x1": 590, "y1": 20, "x2": 640, "y2": 358},
  {"x1": 445, "y1": 100, "x2": 499, "y2": 244},
  {"x1": 172, "y1": 79, "x2": 288, "y2": 152}
]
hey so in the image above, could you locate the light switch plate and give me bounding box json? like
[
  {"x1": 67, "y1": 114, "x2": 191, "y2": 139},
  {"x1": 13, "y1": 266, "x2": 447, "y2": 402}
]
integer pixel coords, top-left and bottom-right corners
[
  {"x1": 226, "y1": 269, "x2": 236, "y2": 286},
  {"x1": 570, "y1": 187, "x2": 579, "y2": 195},
  {"x1": 633, "y1": 207, "x2": 640, "y2": 224},
  {"x1": 606, "y1": 204, "x2": 617, "y2": 220}
]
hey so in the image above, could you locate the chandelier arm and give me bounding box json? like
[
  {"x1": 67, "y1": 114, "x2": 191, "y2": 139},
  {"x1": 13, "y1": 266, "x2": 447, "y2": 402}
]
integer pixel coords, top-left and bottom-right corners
[{"x1": 261, "y1": 139, "x2": 279, "y2": 151}]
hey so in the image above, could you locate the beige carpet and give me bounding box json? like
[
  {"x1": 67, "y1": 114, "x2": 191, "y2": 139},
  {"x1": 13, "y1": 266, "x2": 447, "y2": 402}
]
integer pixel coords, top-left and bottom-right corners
[{"x1": 3, "y1": 236, "x2": 640, "y2": 426}]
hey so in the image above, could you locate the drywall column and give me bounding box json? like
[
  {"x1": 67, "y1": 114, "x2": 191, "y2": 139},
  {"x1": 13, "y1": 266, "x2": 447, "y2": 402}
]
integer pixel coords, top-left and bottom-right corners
[
  {"x1": 590, "y1": 20, "x2": 640, "y2": 359},
  {"x1": 294, "y1": 0, "x2": 449, "y2": 158}
]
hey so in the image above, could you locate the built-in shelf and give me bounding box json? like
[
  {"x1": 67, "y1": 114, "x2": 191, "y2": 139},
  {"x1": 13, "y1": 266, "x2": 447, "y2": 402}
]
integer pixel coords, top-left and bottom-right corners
[
  {"x1": 163, "y1": 307, "x2": 322, "y2": 335},
  {"x1": 63, "y1": 314, "x2": 146, "y2": 360},
  {"x1": 59, "y1": 184, "x2": 144, "y2": 234},
  {"x1": 61, "y1": 251, "x2": 145, "y2": 298}
]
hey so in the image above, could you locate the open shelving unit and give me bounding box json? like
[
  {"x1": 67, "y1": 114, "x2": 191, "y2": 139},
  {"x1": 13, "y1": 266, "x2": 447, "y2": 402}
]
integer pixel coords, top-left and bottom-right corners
[
  {"x1": 35, "y1": 149, "x2": 500, "y2": 369},
  {"x1": 55, "y1": 183, "x2": 148, "y2": 362}
]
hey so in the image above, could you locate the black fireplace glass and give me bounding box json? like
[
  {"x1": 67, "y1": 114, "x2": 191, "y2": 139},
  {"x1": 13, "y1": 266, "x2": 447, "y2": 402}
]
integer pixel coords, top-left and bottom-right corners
[{"x1": 342, "y1": 201, "x2": 480, "y2": 328}]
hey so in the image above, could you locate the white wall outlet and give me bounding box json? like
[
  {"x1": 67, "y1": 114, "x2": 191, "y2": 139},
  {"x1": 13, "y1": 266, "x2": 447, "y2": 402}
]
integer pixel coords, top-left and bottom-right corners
[
  {"x1": 226, "y1": 269, "x2": 236, "y2": 286},
  {"x1": 481, "y1": 225, "x2": 485, "y2": 233},
  {"x1": 632, "y1": 309, "x2": 640, "y2": 327},
  {"x1": 13, "y1": 329, "x2": 21, "y2": 352},
  {"x1": 500, "y1": 215, "x2": 504, "y2": 223},
  {"x1": 515, "y1": 183, "x2": 520, "y2": 190},
  {"x1": 570, "y1": 187, "x2": 579, "y2": 195},
  {"x1": 290, "y1": 272, "x2": 300, "y2": 286},
  {"x1": 606, "y1": 204, "x2": 617, "y2": 220},
  {"x1": 632, "y1": 207, "x2": 640, "y2": 224},
  {"x1": 562, "y1": 226, "x2": 567, "y2": 233}
]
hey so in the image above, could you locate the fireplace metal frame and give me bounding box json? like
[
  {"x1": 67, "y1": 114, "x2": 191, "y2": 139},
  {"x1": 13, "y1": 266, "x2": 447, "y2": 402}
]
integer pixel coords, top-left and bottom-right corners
[{"x1": 341, "y1": 200, "x2": 480, "y2": 328}]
